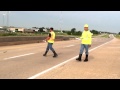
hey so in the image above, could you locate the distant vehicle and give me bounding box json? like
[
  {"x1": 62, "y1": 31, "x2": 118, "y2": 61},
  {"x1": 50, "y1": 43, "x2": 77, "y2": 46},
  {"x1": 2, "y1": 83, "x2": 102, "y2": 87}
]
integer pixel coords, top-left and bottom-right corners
[{"x1": 31, "y1": 27, "x2": 39, "y2": 32}]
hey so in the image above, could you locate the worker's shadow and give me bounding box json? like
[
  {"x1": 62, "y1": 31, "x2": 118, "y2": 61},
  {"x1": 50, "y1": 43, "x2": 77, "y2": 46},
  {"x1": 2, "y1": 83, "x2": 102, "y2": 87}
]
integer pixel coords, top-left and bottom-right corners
[
  {"x1": 89, "y1": 55, "x2": 94, "y2": 60},
  {"x1": 44, "y1": 53, "x2": 94, "y2": 60},
  {"x1": 43, "y1": 52, "x2": 62, "y2": 58},
  {"x1": 82, "y1": 55, "x2": 94, "y2": 60}
]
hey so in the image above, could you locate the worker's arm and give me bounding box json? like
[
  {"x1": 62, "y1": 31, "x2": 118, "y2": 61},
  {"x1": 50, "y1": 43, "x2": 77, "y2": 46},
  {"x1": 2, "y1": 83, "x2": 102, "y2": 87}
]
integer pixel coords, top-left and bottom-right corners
[
  {"x1": 80, "y1": 36, "x2": 83, "y2": 39},
  {"x1": 45, "y1": 33, "x2": 51, "y2": 41},
  {"x1": 88, "y1": 32, "x2": 92, "y2": 47},
  {"x1": 80, "y1": 32, "x2": 83, "y2": 39}
]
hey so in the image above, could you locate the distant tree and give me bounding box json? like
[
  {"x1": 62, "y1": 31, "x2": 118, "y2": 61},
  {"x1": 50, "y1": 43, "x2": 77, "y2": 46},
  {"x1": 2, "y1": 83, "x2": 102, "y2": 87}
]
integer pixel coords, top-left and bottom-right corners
[
  {"x1": 67, "y1": 31, "x2": 71, "y2": 35},
  {"x1": 75, "y1": 31, "x2": 82, "y2": 35},
  {"x1": 42, "y1": 27, "x2": 45, "y2": 29},
  {"x1": 62, "y1": 30, "x2": 66, "y2": 33},
  {"x1": 71, "y1": 28, "x2": 76, "y2": 34},
  {"x1": 91, "y1": 30, "x2": 99, "y2": 34},
  {"x1": 39, "y1": 27, "x2": 45, "y2": 32},
  {"x1": 118, "y1": 32, "x2": 120, "y2": 35},
  {"x1": 32, "y1": 27, "x2": 37, "y2": 28}
]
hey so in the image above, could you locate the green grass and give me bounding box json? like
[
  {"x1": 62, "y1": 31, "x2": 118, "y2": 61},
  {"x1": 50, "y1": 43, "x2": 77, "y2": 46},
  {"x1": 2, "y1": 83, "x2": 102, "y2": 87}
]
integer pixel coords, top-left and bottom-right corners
[
  {"x1": 114, "y1": 34, "x2": 120, "y2": 39},
  {"x1": 0, "y1": 31, "x2": 100, "y2": 38},
  {"x1": 0, "y1": 32, "x2": 77, "y2": 37},
  {"x1": 0, "y1": 32, "x2": 48, "y2": 36}
]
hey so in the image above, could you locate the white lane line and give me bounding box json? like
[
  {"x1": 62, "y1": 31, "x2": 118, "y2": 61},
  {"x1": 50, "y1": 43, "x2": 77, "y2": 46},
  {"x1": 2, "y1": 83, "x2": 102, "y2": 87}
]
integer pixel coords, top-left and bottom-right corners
[
  {"x1": 65, "y1": 45, "x2": 75, "y2": 47},
  {"x1": 28, "y1": 38, "x2": 114, "y2": 79},
  {"x1": 28, "y1": 56, "x2": 78, "y2": 79},
  {"x1": 3, "y1": 53, "x2": 35, "y2": 60}
]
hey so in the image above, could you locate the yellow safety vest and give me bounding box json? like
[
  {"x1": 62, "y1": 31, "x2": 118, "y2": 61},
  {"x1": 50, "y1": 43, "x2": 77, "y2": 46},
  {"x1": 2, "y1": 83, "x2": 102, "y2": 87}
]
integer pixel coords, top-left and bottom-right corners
[
  {"x1": 80, "y1": 30, "x2": 92, "y2": 44},
  {"x1": 48, "y1": 31, "x2": 55, "y2": 43}
]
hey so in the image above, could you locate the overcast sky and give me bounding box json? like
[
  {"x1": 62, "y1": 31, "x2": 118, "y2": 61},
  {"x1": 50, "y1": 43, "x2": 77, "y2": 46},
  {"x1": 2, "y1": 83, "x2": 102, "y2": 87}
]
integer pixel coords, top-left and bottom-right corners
[{"x1": 0, "y1": 11, "x2": 120, "y2": 33}]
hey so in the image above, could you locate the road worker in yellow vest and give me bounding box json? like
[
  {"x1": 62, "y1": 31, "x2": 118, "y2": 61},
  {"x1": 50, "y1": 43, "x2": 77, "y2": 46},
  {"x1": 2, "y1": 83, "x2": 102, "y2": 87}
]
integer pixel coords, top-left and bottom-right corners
[
  {"x1": 43, "y1": 27, "x2": 58, "y2": 57},
  {"x1": 76, "y1": 24, "x2": 92, "y2": 62}
]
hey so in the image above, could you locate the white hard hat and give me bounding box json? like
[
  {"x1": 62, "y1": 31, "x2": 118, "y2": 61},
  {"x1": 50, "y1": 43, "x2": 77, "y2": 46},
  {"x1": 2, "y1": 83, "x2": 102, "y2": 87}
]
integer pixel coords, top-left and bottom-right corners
[{"x1": 84, "y1": 24, "x2": 88, "y2": 27}]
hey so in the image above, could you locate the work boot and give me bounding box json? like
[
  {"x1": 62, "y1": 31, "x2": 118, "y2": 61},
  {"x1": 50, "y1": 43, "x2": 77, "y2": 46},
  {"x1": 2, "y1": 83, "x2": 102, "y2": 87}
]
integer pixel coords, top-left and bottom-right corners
[
  {"x1": 43, "y1": 51, "x2": 48, "y2": 56},
  {"x1": 84, "y1": 55, "x2": 88, "y2": 62},
  {"x1": 76, "y1": 54, "x2": 82, "y2": 61},
  {"x1": 53, "y1": 51, "x2": 58, "y2": 57}
]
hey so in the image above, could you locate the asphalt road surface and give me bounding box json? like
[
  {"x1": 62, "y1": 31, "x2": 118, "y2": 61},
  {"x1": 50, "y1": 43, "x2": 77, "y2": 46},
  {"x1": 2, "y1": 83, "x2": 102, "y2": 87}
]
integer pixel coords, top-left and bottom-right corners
[{"x1": 0, "y1": 35, "x2": 114, "y2": 79}]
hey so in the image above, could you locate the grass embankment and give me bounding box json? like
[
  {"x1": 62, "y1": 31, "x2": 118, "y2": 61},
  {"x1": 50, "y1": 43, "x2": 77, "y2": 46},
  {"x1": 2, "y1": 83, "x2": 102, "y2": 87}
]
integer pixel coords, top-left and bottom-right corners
[{"x1": 114, "y1": 34, "x2": 120, "y2": 39}]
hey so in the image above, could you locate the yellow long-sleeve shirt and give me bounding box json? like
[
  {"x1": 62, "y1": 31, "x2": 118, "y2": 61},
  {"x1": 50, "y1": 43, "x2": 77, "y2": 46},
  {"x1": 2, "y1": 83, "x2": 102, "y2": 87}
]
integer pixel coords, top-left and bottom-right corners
[{"x1": 80, "y1": 30, "x2": 92, "y2": 44}]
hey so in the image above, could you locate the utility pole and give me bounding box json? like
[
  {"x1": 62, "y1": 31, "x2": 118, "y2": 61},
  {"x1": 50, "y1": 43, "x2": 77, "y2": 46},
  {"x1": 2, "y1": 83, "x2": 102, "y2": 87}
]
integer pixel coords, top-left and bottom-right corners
[
  {"x1": 60, "y1": 11, "x2": 62, "y2": 33},
  {"x1": 3, "y1": 14, "x2": 6, "y2": 26},
  {"x1": 7, "y1": 11, "x2": 9, "y2": 27}
]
